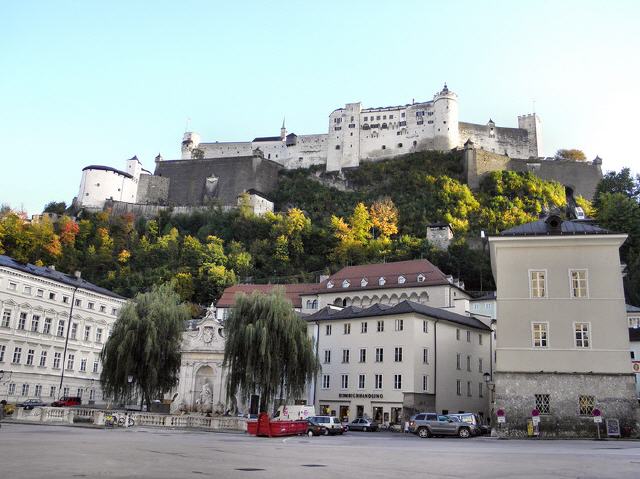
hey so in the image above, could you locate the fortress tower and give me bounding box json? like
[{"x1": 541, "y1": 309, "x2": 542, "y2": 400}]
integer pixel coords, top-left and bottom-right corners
[
  {"x1": 181, "y1": 132, "x2": 201, "y2": 159},
  {"x1": 517, "y1": 113, "x2": 543, "y2": 157},
  {"x1": 433, "y1": 84, "x2": 459, "y2": 150}
]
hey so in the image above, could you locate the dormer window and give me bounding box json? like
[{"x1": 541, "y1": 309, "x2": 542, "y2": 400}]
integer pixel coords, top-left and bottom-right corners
[
  {"x1": 378, "y1": 277, "x2": 386, "y2": 286},
  {"x1": 417, "y1": 274, "x2": 426, "y2": 283},
  {"x1": 398, "y1": 275, "x2": 406, "y2": 284},
  {"x1": 342, "y1": 280, "x2": 350, "y2": 288},
  {"x1": 361, "y1": 278, "x2": 368, "y2": 287},
  {"x1": 327, "y1": 281, "x2": 334, "y2": 289}
]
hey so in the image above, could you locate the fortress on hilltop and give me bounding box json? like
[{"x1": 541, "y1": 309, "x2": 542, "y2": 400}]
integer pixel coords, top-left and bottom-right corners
[
  {"x1": 74, "y1": 84, "x2": 602, "y2": 216},
  {"x1": 180, "y1": 84, "x2": 542, "y2": 172}
]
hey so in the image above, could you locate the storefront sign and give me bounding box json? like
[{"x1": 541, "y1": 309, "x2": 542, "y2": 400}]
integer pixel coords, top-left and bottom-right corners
[{"x1": 338, "y1": 393, "x2": 384, "y2": 399}]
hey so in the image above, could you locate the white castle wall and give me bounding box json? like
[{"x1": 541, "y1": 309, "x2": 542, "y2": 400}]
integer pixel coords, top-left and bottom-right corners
[{"x1": 77, "y1": 168, "x2": 139, "y2": 209}]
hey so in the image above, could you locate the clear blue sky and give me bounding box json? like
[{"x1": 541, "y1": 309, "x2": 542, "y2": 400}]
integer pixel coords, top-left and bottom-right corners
[{"x1": 1, "y1": 0, "x2": 639, "y2": 214}]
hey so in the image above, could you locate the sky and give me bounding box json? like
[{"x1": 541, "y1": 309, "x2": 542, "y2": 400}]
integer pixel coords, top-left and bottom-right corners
[{"x1": 1, "y1": 0, "x2": 639, "y2": 215}]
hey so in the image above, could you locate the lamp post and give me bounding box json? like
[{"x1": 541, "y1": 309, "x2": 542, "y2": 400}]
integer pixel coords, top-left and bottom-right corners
[{"x1": 127, "y1": 375, "x2": 133, "y2": 409}]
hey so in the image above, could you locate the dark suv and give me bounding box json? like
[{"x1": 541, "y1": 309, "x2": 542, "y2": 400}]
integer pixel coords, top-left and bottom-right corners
[{"x1": 409, "y1": 413, "x2": 473, "y2": 438}]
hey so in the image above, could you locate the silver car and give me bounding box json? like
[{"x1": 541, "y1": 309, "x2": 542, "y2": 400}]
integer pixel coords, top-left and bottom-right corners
[
  {"x1": 348, "y1": 418, "x2": 378, "y2": 432},
  {"x1": 409, "y1": 413, "x2": 473, "y2": 438}
]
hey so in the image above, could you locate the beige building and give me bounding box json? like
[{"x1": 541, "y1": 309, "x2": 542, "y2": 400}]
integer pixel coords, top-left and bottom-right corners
[
  {"x1": 305, "y1": 302, "x2": 491, "y2": 425},
  {"x1": 489, "y1": 215, "x2": 638, "y2": 437}
]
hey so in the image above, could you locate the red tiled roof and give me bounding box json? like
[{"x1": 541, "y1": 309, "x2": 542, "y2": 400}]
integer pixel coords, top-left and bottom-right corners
[
  {"x1": 216, "y1": 283, "x2": 319, "y2": 308},
  {"x1": 322, "y1": 259, "x2": 450, "y2": 293}
]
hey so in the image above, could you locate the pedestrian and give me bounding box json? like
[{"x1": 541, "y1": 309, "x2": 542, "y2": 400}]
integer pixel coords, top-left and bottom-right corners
[
  {"x1": 404, "y1": 419, "x2": 409, "y2": 434},
  {"x1": 0, "y1": 399, "x2": 6, "y2": 426}
]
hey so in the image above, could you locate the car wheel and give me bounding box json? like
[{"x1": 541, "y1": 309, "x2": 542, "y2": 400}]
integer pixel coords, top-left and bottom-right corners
[
  {"x1": 458, "y1": 427, "x2": 471, "y2": 438},
  {"x1": 322, "y1": 428, "x2": 329, "y2": 436},
  {"x1": 363, "y1": 426, "x2": 368, "y2": 432},
  {"x1": 307, "y1": 430, "x2": 314, "y2": 437},
  {"x1": 417, "y1": 427, "x2": 430, "y2": 439}
]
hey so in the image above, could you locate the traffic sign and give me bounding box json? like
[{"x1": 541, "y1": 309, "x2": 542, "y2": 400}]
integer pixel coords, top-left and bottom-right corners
[
  {"x1": 592, "y1": 408, "x2": 601, "y2": 417},
  {"x1": 497, "y1": 416, "x2": 506, "y2": 424},
  {"x1": 496, "y1": 409, "x2": 505, "y2": 417},
  {"x1": 531, "y1": 408, "x2": 540, "y2": 417}
]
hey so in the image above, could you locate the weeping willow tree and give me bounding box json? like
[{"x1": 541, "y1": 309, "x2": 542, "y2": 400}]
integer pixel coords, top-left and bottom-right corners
[
  {"x1": 223, "y1": 289, "x2": 320, "y2": 413},
  {"x1": 100, "y1": 283, "x2": 189, "y2": 409}
]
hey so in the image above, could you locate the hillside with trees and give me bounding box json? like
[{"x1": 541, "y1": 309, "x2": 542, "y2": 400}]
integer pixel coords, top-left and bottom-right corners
[{"x1": 3, "y1": 150, "x2": 636, "y2": 311}]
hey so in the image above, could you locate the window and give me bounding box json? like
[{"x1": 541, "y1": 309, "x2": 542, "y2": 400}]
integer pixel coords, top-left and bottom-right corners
[
  {"x1": 88, "y1": 302, "x2": 95, "y2": 310},
  {"x1": 93, "y1": 360, "x2": 99, "y2": 373},
  {"x1": 49, "y1": 292, "x2": 55, "y2": 300},
  {"x1": 467, "y1": 381, "x2": 472, "y2": 397},
  {"x1": 374, "y1": 374, "x2": 383, "y2": 389},
  {"x1": 456, "y1": 353, "x2": 461, "y2": 370},
  {"x1": 570, "y1": 269, "x2": 588, "y2": 298},
  {"x1": 322, "y1": 375, "x2": 330, "y2": 389},
  {"x1": 84, "y1": 326, "x2": 91, "y2": 341},
  {"x1": 18, "y1": 312, "x2": 26, "y2": 330},
  {"x1": 2, "y1": 309, "x2": 11, "y2": 327},
  {"x1": 24, "y1": 285, "x2": 31, "y2": 295},
  {"x1": 344, "y1": 323, "x2": 351, "y2": 335},
  {"x1": 99, "y1": 305, "x2": 106, "y2": 313},
  {"x1": 341, "y1": 375, "x2": 349, "y2": 389},
  {"x1": 43, "y1": 318, "x2": 52, "y2": 334},
  {"x1": 66, "y1": 354, "x2": 75, "y2": 371},
  {"x1": 456, "y1": 379, "x2": 462, "y2": 396},
  {"x1": 466, "y1": 331, "x2": 471, "y2": 342},
  {"x1": 479, "y1": 383, "x2": 484, "y2": 398},
  {"x1": 398, "y1": 275, "x2": 406, "y2": 284},
  {"x1": 12, "y1": 347, "x2": 22, "y2": 363},
  {"x1": 358, "y1": 374, "x2": 365, "y2": 389},
  {"x1": 456, "y1": 329, "x2": 460, "y2": 340},
  {"x1": 395, "y1": 319, "x2": 404, "y2": 331},
  {"x1": 80, "y1": 359, "x2": 87, "y2": 372},
  {"x1": 578, "y1": 395, "x2": 595, "y2": 415},
  {"x1": 53, "y1": 352, "x2": 61, "y2": 369},
  {"x1": 341, "y1": 280, "x2": 350, "y2": 289},
  {"x1": 36, "y1": 289, "x2": 43, "y2": 298},
  {"x1": 394, "y1": 347, "x2": 403, "y2": 362},
  {"x1": 8, "y1": 281, "x2": 17, "y2": 291},
  {"x1": 359, "y1": 348, "x2": 366, "y2": 363},
  {"x1": 90, "y1": 389, "x2": 96, "y2": 401},
  {"x1": 423, "y1": 320, "x2": 428, "y2": 333},
  {"x1": 478, "y1": 358, "x2": 483, "y2": 373},
  {"x1": 75, "y1": 299, "x2": 82, "y2": 307},
  {"x1": 378, "y1": 277, "x2": 386, "y2": 286},
  {"x1": 394, "y1": 374, "x2": 402, "y2": 390},
  {"x1": 111, "y1": 307, "x2": 118, "y2": 316},
  {"x1": 417, "y1": 273, "x2": 425, "y2": 283},
  {"x1": 361, "y1": 322, "x2": 368, "y2": 333},
  {"x1": 77, "y1": 388, "x2": 82, "y2": 398},
  {"x1": 70, "y1": 323, "x2": 78, "y2": 340},
  {"x1": 324, "y1": 350, "x2": 331, "y2": 364},
  {"x1": 49, "y1": 386, "x2": 56, "y2": 398},
  {"x1": 381, "y1": 145, "x2": 386, "y2": 149},
  {"x1": 39, "y1": 351, "x2": 47, "y2": 367},
  {"x1": 63, "y1": 387, "x2": 69, "y2": 397},
  {"x1": 26, "y1": 349, "x2": 34, "y2": 366},
  {"x1": 8, "y1": 383, "x2": 15, "y2": 395},
  {"x1": 479, "y1": 334, "x2": 483, "y2": 346},
  {"x1": 96, "y1": 328, "x2": 103, "y2": 343},
  {"x1": 574, "y1": 323, "x2": 590, "y2": 348},
  {"x1": 35, "y1": 384, "x2": 42, "y2": 397},
  {"x1": 326, "y1": 281, "x2": 334, "y2": 289},
  {"x1": 466, "y1": 355, "x2": 471, "y2": 371},
  {"x1": 63, "y1": 296, "x2": 69, "y2": 304},
  {"x1": 530, "y1": 270, "x2": 547, "y2": 298},
  {"x1": 57, "y1": 320, "x2": 65, "y2": 337},
  {"x1": 342, "y1": 349, "x2": 350, "y2": 363},
  {"x1": 377, "y1": 320, "x2": 384, "y2": 332},
  {"x1": 375, "y1": 347, "x2": 383, "y2": 362},
  {"x1": 397, "y1": 143, "x2": 403, "y2": 148},
  {"x1": 361, "y1": 278, "x2": 368, "y2": 287},
  {"x1": 22, "y1": 384, "x2": 29, "y2": 396},
  {"x1": 422, "y1": 375, "x2": 429, "y2": 392},
  {"x1": 325, "y1": 325, "x2": 332, "y2": 336},
  {"x1": 423, "y1": 348, "x2": 429, "y2": 364},
  {"x1": 532, "y1": 322, "x2": 549, "y2": 347},
  {"x1": 0, "y1": 344, "x2": 5, "y2": 362},
  {"x1": 536, "y1": 394, "x2": 550, "y2": 414},
  {"x1": 31, "y1": 315, "x2": 40, "y2": 332}
]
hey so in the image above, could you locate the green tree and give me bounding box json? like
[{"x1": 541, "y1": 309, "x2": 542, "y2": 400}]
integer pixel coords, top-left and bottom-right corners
[
  {"x1": 554, "y1": 149, "x2": 587, "y2": 161},
  {"x1": 43, "y1": 201, "x2": 67, "y2": 215},
  {"x1": 99, "y1": 283, "x2": 189, "y2": 409},
  {"x1": 594, "y1": 168, "x2": 639, "y2": 208},
  {"x1": 223, "y1": 289, "x2": 320, "y2": 412}
]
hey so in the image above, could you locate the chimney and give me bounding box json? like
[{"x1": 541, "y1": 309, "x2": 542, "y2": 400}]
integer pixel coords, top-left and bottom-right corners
[{"x1": 74, "y1": 271, "x2": 81, "y2": 279}]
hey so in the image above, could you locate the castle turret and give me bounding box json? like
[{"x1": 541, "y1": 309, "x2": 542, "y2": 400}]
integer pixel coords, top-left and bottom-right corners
[
  {"x1": 433, "y1": 83, "x2": 459, "y2": 150},
  {"x1": 326, "y1": 102, "x2": 362, "y2": 171},
  {"x1": 181, "y1": 132, "x2": 201, "y2": 160},
  {"x1": 280, "y1": 118, "x2": 287, "y2": 140},
  {"x1": 126, "y1": 155, "x2": 142, "y2": 181},
  {"x1": 518, "y1": 113, "x2": 543, "y2": 157}
]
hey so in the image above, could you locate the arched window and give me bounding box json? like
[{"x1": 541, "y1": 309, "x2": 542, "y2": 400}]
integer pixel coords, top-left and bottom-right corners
[
  {"x1": 335, "y1": 145, "x2": 341, "y2": 150},
  {"x1": 312, "y1": 300, "x2": 318, "y2": 309}
]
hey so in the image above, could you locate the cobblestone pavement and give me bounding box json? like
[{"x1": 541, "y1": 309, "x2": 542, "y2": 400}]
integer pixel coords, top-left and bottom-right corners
[{"x1": 1, "y1": 423, "x2": 640, "y2": 478}]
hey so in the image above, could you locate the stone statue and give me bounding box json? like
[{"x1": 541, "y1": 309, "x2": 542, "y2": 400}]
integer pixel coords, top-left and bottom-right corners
[{"x1": 199, "y1": 383, "x2": 213, "y2": 413}]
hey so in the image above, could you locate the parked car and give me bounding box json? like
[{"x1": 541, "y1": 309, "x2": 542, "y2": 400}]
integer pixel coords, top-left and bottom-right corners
[
  {"x1": 348, "y1": 417, "x2": 379, "y2": 432},
  {"x1": 51, "y1": 396, "x2": 82, "y2": 407},
  {"x1": 409, "y1": 413, "x2": 473, "y2": 438},
  {"x1": 17, "y1": 399, "x2": 46, "y2": 410},
  {"x1": 447, "y1": 413, "x2": 483, "y2": 436},
  {"x1": 308, "y1": 416, "x2": 344, "y2": 435},
  {"x1": 306, "y1": 418, "x2": 328, "y2": 436}
]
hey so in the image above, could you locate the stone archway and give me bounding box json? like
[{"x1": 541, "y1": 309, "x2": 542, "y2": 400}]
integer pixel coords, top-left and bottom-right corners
[{"x1": 194, "y1": 365, "x2": 215, "y2": 412}]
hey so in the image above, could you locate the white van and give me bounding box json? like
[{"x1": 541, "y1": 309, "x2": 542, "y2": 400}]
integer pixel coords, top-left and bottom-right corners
[
  {"x1": 272, "y1": 405, "x2": 316, "y2": 421},
  {"x1": 308, "y1": 415, "x2": 345, "y2": 435}
]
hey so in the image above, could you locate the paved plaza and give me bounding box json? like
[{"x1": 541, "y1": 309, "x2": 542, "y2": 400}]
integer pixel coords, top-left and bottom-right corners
[{"x1": 1, "y1": 423, "x2": 640, "y2": 478}]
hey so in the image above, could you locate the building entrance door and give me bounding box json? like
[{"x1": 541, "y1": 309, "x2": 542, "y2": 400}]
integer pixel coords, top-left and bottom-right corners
[
  {"x1": 391, "y1": 407, "x2": 402, "y2": 425},
  {"x1": 373, "y1": 407, "x2": 383, "y2": 422},
  {"x1": 356, "y1": 405, "x2": 364, "y2": 418},
  {"x1": 339, "y1": 405, "x2": 350, "y2": 422}
]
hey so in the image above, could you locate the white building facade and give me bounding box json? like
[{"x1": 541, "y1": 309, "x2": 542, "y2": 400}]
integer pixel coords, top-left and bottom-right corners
[{"x1": 0, "y1": 255, "x2": 126, "y2": 405}]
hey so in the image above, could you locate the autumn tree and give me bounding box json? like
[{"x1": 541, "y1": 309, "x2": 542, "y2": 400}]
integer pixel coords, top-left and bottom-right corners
[{"x1": 554, "y1": 149, "x2": 587, "y2": 162}]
